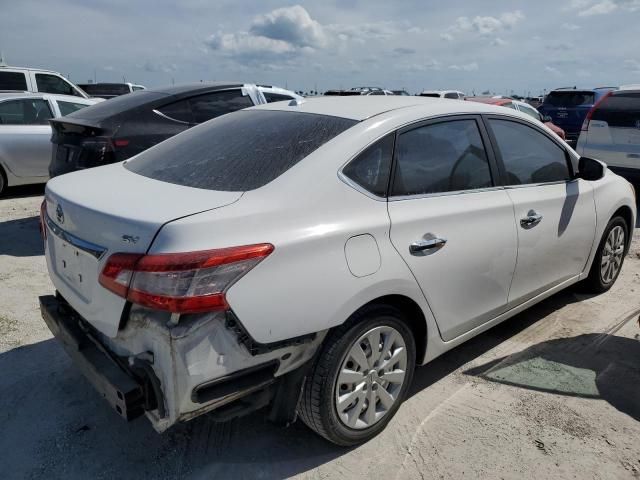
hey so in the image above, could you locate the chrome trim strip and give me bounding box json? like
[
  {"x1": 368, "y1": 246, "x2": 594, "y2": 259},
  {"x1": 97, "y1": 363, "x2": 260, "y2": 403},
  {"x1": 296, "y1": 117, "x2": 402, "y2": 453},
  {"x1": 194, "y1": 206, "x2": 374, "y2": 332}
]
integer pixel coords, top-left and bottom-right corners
[
  {"x1": 45, "y1": 214, "x2": 107, "y2": 260},
  {"x1": 337, "y1": 171, "x2": 387, "y2": 202},
  {"x1": 388, "y1": 186, "x2": 506, "y2": 201},
  {"x1": 152, "y1": 109, "x2": 191, "y2": 125}
]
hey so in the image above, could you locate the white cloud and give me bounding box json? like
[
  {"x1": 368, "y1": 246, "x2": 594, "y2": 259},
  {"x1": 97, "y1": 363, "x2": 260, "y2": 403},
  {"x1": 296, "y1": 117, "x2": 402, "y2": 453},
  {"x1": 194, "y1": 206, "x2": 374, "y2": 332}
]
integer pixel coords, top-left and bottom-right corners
[
  {"x1": 491, "y1": 37, "x2": 507, "y2": 46},
  {"x1": 561, "y1": 22, "x2": 581, "y2": 30},
  {"x1": 576, "y1": 0, "x2": 640, "y2": 16},
  {"x1": 580, "y1": 0, "x2": 618, "y2": 15},
  {"x1": 450, "y1": 10, "x2": 524, "y2": 36},
  {"x1": 448, "y1": 62, "x2": 479, "y2": 71},
  {"x1": 205, "y1": 32, "x2": 296, "y2": 57},
  {"x1": 544, "y1": 65, "x2": 561, "y2": 74},
  {"x1": 249, "y1": 5, "x2": 327, "y2": 49}
]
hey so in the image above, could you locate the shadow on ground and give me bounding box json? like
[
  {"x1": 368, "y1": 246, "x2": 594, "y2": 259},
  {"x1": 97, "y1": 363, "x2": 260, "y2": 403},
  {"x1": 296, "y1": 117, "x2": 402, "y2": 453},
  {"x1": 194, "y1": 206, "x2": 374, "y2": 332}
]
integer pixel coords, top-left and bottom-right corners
[
  {"x1": 0, "y1": 288, "x2": 602, "y2": 479},
  {"x1": 0, "y1": 183, "x2": 45, "y2": 200},
  {"x1": 0, "y1": 215, "x2": 43, "y2": 257},
  {"x1": 465, "y1": 327, "x2": 640, "y2": 422}
]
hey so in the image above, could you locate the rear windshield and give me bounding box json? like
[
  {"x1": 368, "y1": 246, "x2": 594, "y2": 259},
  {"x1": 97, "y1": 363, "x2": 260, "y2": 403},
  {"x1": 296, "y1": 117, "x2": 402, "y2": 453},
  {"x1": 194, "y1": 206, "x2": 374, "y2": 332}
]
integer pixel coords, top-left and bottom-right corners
[
  {"x1": 79, "y1": 84, "x2": 131, "y2": 96},
  {"x1": 66, "y1": 90, "x2": 166, "y2": 120},
  {"x1": 125, "y1": 110, "x2": 357, "y2": 191},
  {"x1": 543, "y1": 91, "x2": 595, "y2": 107},
  {"x1": 592, "y1": 92, "x2": 640, "y2": 127}
]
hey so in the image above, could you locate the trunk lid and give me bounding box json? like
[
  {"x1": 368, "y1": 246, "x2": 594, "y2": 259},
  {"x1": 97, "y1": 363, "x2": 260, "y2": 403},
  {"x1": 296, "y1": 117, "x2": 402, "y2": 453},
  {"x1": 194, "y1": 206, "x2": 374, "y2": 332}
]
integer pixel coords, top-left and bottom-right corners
[{"x1": 44, "y1": 163, "x2": 242, "y2": 337}]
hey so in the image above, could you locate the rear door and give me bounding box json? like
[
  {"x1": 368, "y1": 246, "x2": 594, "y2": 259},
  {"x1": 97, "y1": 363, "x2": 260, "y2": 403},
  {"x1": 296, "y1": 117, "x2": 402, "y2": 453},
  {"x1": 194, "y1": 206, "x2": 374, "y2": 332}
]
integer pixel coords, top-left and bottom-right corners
[
  {"x1": 581, "y1": 91, "x2": 640, "y2": 169},
  {"x1": 387, "y1": 116, "x2": 518, "y2": 341},
  {"x1": 0, "y1": 97, "x2": 54, "y2": 177},
  {"x1": 484, "y1": 116, "x2": 596, "y2": 306}
]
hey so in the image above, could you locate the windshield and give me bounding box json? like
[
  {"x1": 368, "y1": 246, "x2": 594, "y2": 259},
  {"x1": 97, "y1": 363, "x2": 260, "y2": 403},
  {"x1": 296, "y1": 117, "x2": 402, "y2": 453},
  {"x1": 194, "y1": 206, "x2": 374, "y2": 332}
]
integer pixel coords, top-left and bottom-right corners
[{"x1": 125, "y1": 110, "x2": 357, "y2": 191}]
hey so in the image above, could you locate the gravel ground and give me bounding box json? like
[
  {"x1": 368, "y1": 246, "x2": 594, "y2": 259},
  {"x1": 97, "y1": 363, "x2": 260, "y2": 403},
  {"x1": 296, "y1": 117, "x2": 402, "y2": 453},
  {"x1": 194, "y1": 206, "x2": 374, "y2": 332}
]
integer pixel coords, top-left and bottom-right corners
[{"x1": 0, "y1": 185, "x2": 639, "y2": 480}]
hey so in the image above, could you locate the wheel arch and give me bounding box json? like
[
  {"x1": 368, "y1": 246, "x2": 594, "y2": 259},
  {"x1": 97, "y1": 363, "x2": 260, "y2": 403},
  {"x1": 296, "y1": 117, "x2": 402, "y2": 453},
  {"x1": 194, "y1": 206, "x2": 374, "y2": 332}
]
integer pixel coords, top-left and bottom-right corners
[
  {"x1": 342, "y1": 294, "x2": 428, "y2": 364},
  {"x1": 611, "y1": 205, "x2": 634, "y2": 253}
]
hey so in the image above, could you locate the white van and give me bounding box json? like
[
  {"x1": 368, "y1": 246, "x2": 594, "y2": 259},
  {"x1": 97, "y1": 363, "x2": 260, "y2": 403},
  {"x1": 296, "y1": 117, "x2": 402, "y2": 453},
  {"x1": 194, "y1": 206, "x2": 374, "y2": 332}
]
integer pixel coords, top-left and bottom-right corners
[{"x1": 0, "y1": 65, "x2": 89, "y2": 99}]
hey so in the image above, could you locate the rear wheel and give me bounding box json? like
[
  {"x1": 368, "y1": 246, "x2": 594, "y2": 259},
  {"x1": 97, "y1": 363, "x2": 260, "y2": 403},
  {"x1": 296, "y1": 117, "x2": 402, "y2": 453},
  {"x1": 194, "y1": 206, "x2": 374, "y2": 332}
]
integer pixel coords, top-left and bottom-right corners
[
  {"x1": 584, "y1": 216, "x2": 628, "y2": 293},
  {"x1": 299, "y1": 305, "x2": 416, "y2": 446}
]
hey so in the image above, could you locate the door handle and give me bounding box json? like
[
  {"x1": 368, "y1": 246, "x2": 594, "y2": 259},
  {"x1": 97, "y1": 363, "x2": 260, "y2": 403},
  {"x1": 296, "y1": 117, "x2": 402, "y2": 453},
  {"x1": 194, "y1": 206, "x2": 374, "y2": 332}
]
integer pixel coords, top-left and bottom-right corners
[
  {"x1": 409, "y1": 237, "x2": 447, "y2": 255},
  {"x1": 520, "y1": 210, "x2": 543, "y2": 228}
]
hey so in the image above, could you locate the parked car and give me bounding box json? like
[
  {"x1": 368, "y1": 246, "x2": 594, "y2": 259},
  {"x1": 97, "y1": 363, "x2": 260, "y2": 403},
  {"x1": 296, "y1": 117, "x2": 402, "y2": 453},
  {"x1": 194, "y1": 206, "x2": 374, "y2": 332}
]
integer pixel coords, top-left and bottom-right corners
[
  {"x1": 324, "y1": 89, "x2": 362, "y2": 96},
  {"x1": 391, "y1": 90, "x2": 411, "y2": 96},
  {"x1": 365, "y1": 89, "x2": 395, "y2": 96},
  {"x1": 77, "y1": 82, "x2": 146, "y2": 99},
  {"x1": 467, "y1": 97, "x2": 566, "y2": 140},
  {"x1": 0, "y1": 92, "x2": 97, "y2": 194},
  {"x1": 40, "y1": 96, "x2": 636, "y2": 446},
  {"x1": 576, "y1": 86, "x2": 640, "y2": 180},
  {"x1": 0, "y1": 65, "x2": 89, "y2": 98},
  {"x1": 419, "y1": 90, "x2": 466, "y2": 99},
  {"x1": 48, "y1": 82, "x2": 302, "y2": 177},
  {"x1": 538, "y1": 87, "x2": 616, "y2": 146}
]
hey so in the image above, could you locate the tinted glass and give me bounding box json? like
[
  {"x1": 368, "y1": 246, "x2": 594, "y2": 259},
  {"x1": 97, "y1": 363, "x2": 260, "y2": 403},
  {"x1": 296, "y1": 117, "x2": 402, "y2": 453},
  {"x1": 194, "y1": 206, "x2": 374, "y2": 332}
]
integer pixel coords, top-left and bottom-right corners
[
  {"x1": 263, "y1": 92, "x2": 294, "y2": 103},
  {"x1": 369, "y1": 91, "x2": 385, "y2": 96},
  {"x1": 392, "y1": 119, "x2": 492, "y2": 196},
  {"x1": 65, "y1": 91, "x2": 165, "y2": 120},
  {"x1": 343, "y1": 135, "x2": 394, "y2": 197},
  {"x1": 0, "y1": 98, "x2": 52, "y2": 125},
  {"x1": 78, "y1": 84, "x2": 131, "y2": 96},
  {"x1": 444, "y1": 92, "x2": 458, "y2": 99},
  {"x1": 0, "y1": 72, "x2": 28, "y2": 90},
  {"x1": 489, "y1": 119, "x2": 570, "y2": 185},
  {"x1": 125, "y1": 110, "x2": 356, "y2": 191},
  {"x1": 544, "y1": 91, "x2": 595, "y2": 107},
  {"x1": 592, "y1": 92, "x2": 640, "y2": 128},
  {"x1": 35, "y1": 74, "x2": 80, "y2": 96},
  {"x1": 518, "y1": 103, "x2": 542, "y2": 121},
  {"x1": 190, "y1": 90, "x2": 253, "y2": 123},
  {"x1": 157, "y1": 99, "x2": 192, "y2": 123},
  {"x1": 420, "y1": 93, "x2": 440, "y2": 98},
  {"x1": 57, "y1": 100, "x2": 90, "y2": 116}
]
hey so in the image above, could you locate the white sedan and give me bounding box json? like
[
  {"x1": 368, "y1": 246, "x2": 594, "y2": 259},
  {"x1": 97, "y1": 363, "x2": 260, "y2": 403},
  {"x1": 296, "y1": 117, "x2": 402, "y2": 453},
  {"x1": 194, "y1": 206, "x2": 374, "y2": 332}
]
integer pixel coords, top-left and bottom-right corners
[{"x1": 40, "y1": 96, "x2": 636, "y2": 446}]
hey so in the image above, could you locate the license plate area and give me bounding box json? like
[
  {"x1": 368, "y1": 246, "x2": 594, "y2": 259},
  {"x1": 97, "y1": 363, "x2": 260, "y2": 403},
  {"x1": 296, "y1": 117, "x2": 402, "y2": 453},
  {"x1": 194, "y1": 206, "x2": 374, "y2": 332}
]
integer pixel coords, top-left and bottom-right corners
[{"x1": 53, "y1": 236, "x2": 97, "y2": 302}]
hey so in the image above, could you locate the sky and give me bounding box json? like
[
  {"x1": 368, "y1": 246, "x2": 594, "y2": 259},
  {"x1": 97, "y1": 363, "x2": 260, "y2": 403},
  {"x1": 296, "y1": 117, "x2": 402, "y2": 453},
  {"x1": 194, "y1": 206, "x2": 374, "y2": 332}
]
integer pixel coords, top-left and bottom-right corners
[{"x1": 1, "y1": 0, "x2": 639, "y2": 95}]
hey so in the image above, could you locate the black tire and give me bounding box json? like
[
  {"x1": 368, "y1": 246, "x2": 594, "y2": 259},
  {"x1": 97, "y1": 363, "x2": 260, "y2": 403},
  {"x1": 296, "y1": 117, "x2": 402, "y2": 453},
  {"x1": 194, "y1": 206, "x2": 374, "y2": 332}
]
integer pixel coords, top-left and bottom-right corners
[
  {"x1": 298, "y1": 304, "x2": 416, "y2": 446},
  {"x1": 0, "y1": 166, "x2": 6, "y2": 196},
  {"x1": 583, "y1": 216, "x2": 629, "y2": 293}
]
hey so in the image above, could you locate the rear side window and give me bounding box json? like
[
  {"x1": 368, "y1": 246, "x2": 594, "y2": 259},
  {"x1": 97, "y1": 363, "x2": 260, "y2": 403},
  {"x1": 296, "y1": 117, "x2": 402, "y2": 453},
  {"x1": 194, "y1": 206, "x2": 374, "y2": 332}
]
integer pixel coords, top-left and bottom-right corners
[
  {"x1": 57, "y1": 100, "x2": 90, "y2": 116},
  {"x1": 342, "y1": 135, "x2": 394, "y2": 197},
  {"x1": 391, "y1": 119, "x2": 492, "y2": 196},
  {"x1": 0, "y1": 71, "x2": 28, "y2": 90},
  {"x1": 0, "y1": 98, "x2": 53, "y2": 125},
  {"x1": 190, "y1": 90, "x2": 253, "y2": 123},
  {"x1": 125, "y1": 110, "x2": 356, "y2": 191},
  {"x1": 489, "y1": 119, "x2": 570, "y2": 185},
  {"x1": 157, "y1": 99, "x2": 192, "y2": 123},
  {"x1": 35, "y1": 74, "x2": 81, "y2": 97},
  {"x1": 79, "y1": 84, "x2": 131, "y2": 97},
  {"x1": 263, "y1": 92, "x2": 294, "y2": 103},
  {"x1": 592, "y1": 92, "x2": 640, "y2": 127},
  {"x1": 544, "y1": 91, "x2": 595, "y2": 107}
]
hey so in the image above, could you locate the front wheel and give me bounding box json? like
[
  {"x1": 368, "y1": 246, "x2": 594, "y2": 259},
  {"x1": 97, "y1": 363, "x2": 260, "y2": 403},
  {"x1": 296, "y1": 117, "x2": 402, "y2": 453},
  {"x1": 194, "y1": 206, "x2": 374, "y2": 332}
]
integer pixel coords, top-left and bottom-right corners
[
  {"x1": 298, "y1": 305, "x2": 416, "y2": 446},
  {"x1": 583, "y1": 216, "x2": 628, "y2": 293}
]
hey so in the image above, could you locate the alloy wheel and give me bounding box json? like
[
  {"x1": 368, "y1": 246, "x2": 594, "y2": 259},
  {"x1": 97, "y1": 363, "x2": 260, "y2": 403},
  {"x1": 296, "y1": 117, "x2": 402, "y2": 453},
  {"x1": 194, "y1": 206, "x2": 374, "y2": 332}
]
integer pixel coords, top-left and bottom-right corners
[
  {"x1": 334, "y1": 326, "x2": 407, "y2": 429},
  {"x1": 600, "y1": 225, "x2": 625, "y2": 284}
]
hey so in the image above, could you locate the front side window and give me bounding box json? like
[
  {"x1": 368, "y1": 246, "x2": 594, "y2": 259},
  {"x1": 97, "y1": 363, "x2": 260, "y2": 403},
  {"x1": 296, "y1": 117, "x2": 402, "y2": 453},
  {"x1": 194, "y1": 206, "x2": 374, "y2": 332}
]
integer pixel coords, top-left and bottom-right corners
[
  {"x1": 125, "y1": 110, "x2": 356, "y2": 191},
  {"x1": 0, "y1": 71, "x2": 28, "y2": 90},
  {"x1": 189, "y1": 90, "x2": 254, "y2": 123},
  {"x1": 57, "y1": 100, "x2": 90, "y2": 116},
  {"x1": 391, "y1": 119, "x2": 492, "y2": 196},
  {"x1": 342, "y1": 135, "x2": 394, "y2": 197},
  {"x1": 35, "y1": 74, "x2": 82, "y2": 97},
  {"x1": 0, "y1": 98, "x2": 53, "y2": 125},
  {"x1": 489, "y1": 119, "x2": 571, "y2": 185}
]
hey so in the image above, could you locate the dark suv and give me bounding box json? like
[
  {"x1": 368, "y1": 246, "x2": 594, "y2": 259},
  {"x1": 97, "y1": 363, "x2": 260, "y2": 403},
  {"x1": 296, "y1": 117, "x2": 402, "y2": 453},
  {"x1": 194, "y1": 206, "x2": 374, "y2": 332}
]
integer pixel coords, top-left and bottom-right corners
[
  {"x1": 49, "y1": 82, "x2": 299, "y2": 177},
  {"x1": 538, "y1": 87, "x2": 616, "y2": 145}
]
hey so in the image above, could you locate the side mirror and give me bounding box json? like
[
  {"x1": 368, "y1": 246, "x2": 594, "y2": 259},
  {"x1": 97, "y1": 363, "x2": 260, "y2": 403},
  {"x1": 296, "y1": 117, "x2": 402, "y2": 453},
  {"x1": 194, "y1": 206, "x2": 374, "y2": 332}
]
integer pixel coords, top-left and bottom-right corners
[
  {"x1": 542, "y1": 115, "x2": 552, "y2": 123},
  {"x1": 578, "y1": 157, "x2": 605, "y2": 181}
]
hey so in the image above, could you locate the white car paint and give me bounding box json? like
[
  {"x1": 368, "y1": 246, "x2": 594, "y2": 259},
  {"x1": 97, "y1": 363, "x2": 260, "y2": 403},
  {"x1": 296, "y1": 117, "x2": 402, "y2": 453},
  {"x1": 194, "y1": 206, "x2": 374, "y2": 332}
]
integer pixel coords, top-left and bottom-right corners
[
  {"x1": 42, "y1": 96, "x2": 636, "y2": 434},
  {"x1": 0, "y1": 65, "x2": 89, "y2": 98},
  {"x1": 0, "y1": 92, "x2": 97, "y2": 190}
]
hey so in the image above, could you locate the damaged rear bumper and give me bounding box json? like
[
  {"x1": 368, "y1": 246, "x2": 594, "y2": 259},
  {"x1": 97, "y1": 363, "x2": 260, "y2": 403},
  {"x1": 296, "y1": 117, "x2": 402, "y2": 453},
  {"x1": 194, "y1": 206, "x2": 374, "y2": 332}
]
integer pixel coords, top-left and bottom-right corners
[{"x1": 39, "y1": 294, "x2": 324, "y2": 430}]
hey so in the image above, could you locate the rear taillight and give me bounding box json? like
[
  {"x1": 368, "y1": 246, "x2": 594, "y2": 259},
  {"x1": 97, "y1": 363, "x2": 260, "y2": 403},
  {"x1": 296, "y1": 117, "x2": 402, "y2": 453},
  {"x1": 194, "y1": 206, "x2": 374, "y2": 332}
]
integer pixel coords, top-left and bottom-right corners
[
  {"x1": 99, "y1": 244, "x2": 274, "y2": 314},
  {"x1": 80, "y1": 137, "x2": 115, "y2": 167},
  {"x1": 113, "y1": 139, "x2": 129, "y2": 148},
  {"x1": 582, "y1": 91, "x2": 613, "y2": 132},
  {"x1": 39, "y1": 199, "x2": 47, "y2": 240}
]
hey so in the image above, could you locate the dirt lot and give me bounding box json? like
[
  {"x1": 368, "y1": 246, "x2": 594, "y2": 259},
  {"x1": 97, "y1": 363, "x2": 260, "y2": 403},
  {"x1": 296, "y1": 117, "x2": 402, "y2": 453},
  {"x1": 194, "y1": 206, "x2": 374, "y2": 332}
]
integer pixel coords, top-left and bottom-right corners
[{"x1": 1, "y1": 185, "x2": 639, "y2": 480}]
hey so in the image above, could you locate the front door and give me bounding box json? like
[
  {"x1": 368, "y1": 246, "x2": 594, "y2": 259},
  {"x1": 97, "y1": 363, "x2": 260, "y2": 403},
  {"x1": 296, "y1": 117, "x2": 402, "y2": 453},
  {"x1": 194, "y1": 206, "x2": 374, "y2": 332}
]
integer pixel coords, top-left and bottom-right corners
[
  {"x1": 484, "y1": 117, "x2": 597, "y2": 306},
  {"x1": 387, "y1": 116, "x2": 518, "y2": 341}
]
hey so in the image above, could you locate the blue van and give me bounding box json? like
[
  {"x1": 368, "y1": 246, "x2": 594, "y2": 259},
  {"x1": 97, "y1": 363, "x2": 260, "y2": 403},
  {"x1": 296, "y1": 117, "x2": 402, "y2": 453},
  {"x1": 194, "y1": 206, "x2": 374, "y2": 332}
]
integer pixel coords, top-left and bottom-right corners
[{"x1": 538, "y1": 87, "x2": 616, "y2": 145}]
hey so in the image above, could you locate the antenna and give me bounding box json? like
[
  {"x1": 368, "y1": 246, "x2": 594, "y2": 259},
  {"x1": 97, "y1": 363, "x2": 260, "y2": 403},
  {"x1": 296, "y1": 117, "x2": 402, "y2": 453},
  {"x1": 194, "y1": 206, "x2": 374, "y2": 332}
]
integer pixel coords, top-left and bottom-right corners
[{"x1": 0, "y1": 51, "x2": 6, "y2": 67}]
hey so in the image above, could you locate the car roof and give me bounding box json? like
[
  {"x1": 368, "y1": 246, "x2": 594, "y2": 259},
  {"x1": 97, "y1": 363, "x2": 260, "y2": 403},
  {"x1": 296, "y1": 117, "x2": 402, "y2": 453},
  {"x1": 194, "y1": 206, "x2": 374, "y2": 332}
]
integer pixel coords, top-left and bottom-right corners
[
  {"x1": 467, "y1": 96, "x2": 511, "y2": 106},
  {"x1": 0, "y1": 65, "x2": 61, "y2": 75},
  {"x1": 146, "y1": 81, "x2": 244, "y2": 96},
  {"x1": 248, "y1": 95, "x2": 505, "y2": 121}
]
